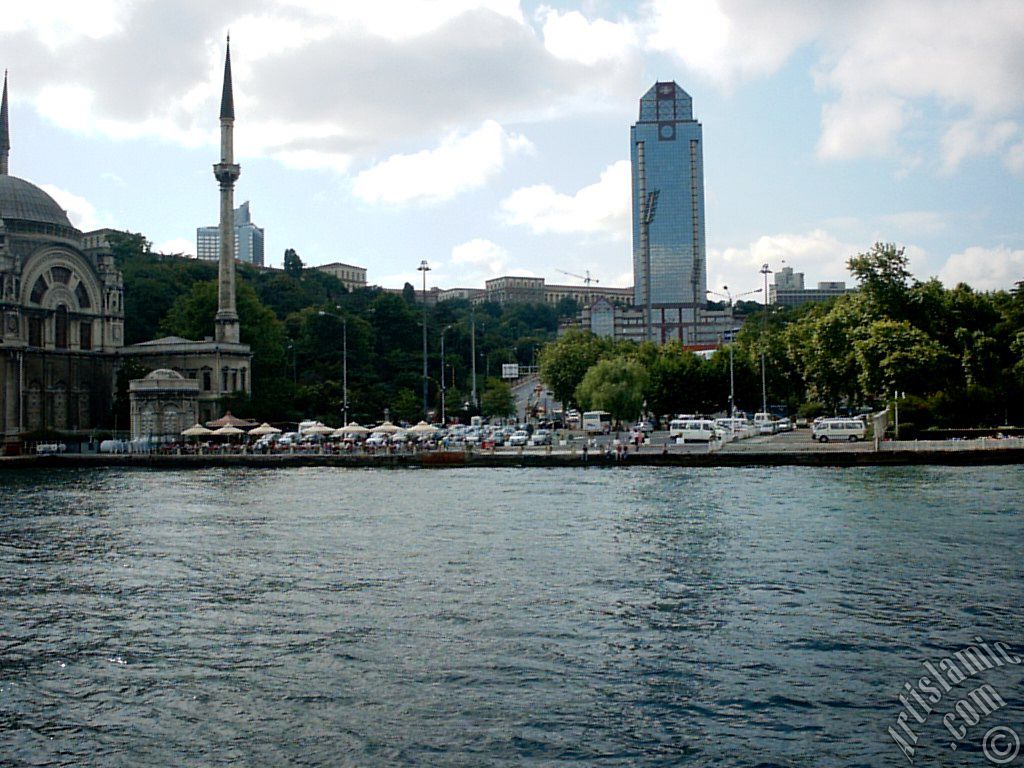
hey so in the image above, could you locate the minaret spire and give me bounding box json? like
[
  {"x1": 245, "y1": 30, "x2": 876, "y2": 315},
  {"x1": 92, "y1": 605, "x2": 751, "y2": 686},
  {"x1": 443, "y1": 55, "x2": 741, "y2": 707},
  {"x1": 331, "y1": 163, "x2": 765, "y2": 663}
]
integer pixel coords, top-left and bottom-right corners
[
  {"x1": 213, "y1": 36, "x2": 241, "y2": 344},
  {"x1": 1, "y1": 70, "x2": 10, "y2": 176}
]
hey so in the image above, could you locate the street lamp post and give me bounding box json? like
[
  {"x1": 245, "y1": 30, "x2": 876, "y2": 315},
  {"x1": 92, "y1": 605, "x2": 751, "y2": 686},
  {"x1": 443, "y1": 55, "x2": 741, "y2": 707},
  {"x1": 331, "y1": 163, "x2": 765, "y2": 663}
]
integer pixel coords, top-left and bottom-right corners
[
  {"x1": 760, "y1": 263, "x2": 773, "y2": 416},
  {"x1": 318, "y1": 309, "x2": 348, "y2": 426},
  {"x1": 708, "y1": 285, "x2": 761, "y2": 419},
  {"x1": 418, "y1": 260, "x2": 431, "y2": 419},
  {"x1": 470, "y1": 307, "x2": 478, "y2": 410},
  {"x1": 440, "y1": 324, "x2": 452, "y2": 424}
]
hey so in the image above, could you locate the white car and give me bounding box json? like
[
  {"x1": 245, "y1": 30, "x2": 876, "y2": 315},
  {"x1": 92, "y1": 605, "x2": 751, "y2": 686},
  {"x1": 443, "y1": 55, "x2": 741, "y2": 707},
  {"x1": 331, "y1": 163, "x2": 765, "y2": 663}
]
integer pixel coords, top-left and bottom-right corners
[
  {"x1": 509, "y1": 430, "x2": 530, "y2": 447},
  {"x1": 529, "y1": 429, "x2": 553, "y2": 446}
]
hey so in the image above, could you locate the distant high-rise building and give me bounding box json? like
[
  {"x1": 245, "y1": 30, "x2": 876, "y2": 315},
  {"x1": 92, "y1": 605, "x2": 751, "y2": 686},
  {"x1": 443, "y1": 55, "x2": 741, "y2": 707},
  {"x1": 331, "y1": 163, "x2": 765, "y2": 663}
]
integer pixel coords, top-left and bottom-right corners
[
  {"x1": 196, "y1": 200, "x2": 264, "y2": 266},
  {"x1": 631, "y1": 81, "x2": 706, "y2": 344},
  {"x1": 769, "y1": 267, "x2": 855, "y2": 307}
]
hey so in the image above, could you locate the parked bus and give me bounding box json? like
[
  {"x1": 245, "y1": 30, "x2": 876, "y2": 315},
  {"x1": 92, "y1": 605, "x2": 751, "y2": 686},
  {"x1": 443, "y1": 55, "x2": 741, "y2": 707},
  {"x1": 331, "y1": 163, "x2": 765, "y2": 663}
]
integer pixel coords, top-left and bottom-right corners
[{"x1": 582, "y1": 410, "x2": 612, "y2": 434}]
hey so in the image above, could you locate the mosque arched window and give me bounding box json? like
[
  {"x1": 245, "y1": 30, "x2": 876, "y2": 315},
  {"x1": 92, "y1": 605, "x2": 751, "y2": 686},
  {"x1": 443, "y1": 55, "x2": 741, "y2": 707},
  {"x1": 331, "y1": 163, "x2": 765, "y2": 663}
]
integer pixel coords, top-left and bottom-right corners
[
  {"x1": 75, "y1": 282, "x2": 91, "y2": 309},
  {"x1": 30, "y1": 276, "x2": 47, "y2": 304},
  {"x1": 55, "y1": 305, "x2": 69, "y2": 349}
]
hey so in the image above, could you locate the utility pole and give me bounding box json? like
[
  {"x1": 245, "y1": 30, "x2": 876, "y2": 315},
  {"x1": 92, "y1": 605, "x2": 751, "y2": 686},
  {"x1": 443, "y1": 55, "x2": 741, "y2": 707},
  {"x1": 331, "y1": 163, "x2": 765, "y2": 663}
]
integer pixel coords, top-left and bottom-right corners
[
  {"x1": 708, "y1": 285, "x2": 761, "y2": 419},
  {"x1": 760, "y1": 263, "x2": 772, "y2": 416},
  {"x1": 318, "y1": 309, "x2": 348, "y2": 426},
  {"x1": 470, "y1": 308, "x2": 478, "y2": 410},
  {"x1": 440, "y1": 325, "x2": 452, "y2": 424},
  {"x1": 418, "y1": 260, "x2": 431, "y2": 419}
]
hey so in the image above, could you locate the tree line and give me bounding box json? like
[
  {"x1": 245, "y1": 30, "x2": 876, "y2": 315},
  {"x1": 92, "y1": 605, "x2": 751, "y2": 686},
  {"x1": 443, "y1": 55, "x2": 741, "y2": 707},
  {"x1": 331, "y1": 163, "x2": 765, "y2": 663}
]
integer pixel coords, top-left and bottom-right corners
[
  {"x1": 111, "y1": 233, "x2": 570, "y2": 426},
  {"x1": 539, "y1": 243, "x2": 1024, "y2": 434}
]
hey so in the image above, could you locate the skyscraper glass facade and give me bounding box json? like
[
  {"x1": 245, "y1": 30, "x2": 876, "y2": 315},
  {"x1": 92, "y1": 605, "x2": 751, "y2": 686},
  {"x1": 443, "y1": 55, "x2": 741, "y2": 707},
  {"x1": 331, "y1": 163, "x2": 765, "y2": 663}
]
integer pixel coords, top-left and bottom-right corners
[
  {"x1": 631, "y1": 81, "x2": 706, "y2": 342},
  {"x1": 196, "y1": 201, "x2": 264, "y2": 266}
]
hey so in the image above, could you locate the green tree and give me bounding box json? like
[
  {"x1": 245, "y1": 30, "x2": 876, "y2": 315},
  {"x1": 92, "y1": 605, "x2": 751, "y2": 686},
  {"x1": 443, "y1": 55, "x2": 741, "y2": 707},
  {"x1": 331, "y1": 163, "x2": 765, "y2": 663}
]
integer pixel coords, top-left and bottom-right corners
[
  {"x1": 574, "y1": 357, "x2": 649, "y2": 424},
  {"x1": 160, "y1": 280, "x2": 288, "y2": 410},
  {"x1": 853, "y1": 319, "x2": 951, "y2": 399},
  {"x1": 283, "y1": 248, "x2": 304, "y2": 278},
  {"x1": 480, "y1": 378, "x2": 515, "y2": 419},
  {"x1": 538, "y1": 329, "x2": 612, "y2": 408},
  {"x1": 847, "y1": 242, "x2": 911, "y2": 317}
]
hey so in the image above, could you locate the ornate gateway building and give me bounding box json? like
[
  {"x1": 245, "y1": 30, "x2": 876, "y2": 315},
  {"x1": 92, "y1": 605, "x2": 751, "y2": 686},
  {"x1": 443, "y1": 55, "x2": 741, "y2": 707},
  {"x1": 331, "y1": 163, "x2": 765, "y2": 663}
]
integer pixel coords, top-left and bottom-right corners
[{"x1": 0, "y1": 73, "x2": 125, "y2": 445}]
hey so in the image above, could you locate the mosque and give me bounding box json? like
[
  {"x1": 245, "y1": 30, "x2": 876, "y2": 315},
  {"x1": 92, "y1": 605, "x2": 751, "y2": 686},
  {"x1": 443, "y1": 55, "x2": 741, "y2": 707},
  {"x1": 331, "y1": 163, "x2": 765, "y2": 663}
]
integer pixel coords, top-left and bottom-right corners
[{"x1": 0, "y1": 40, "x2": 252, "y2": 451}]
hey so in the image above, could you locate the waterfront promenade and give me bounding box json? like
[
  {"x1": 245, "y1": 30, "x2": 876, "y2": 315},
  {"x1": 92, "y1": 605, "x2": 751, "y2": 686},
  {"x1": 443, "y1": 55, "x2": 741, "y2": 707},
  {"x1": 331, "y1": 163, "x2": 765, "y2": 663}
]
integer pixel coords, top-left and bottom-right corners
[{"x1": 3, "y1": 432, "x2": 1023, "y2": 469}]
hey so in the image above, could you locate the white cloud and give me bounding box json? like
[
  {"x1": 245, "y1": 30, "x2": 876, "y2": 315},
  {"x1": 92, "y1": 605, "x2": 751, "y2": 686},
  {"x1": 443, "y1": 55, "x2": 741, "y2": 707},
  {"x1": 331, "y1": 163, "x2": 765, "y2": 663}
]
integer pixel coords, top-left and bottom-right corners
[
  {"x1": 641, "y1": 0, "x2": 1024, "y2": 168},
  {"x1": 817, "y1": 94, "x2": 909, "y2": 161},
  {"x1": 280, "y1": 0, "x2": 524, "y2": 41},
  {"x1": 941, "y1": 119, "x2": 1021, "y2": 173},
  {"x1": 0, "y1": 0, "x2": 124, "y2": 48},
  {"x1": 881, "y1": 211, "x2": 948, "y2": 236},
  {"x1": 351, "y1": 120, "x2": 532, "y2": 205},
  {"x1": 938, "y1": 246, "x2": 1024, "y2": 291},
  {"x1": 451, "y1": 238, "x2": 509, "y2": 271},
  {"x1": 644, "y1": 0, "x2": 822, "y2": 85},
  {"x1": 812, "y1": 1, "x2": 1024, "y2": 164},
  {"x1": 708, "y1": 229, "x2": 861, "y2": 296},
  {"x1": 1009, "y1": 140, "x2": 1024, "y2": 174},
  {"x1": 433, "y1": 238, "x2": 535, "y2": 286},
  {"x1": 500, "y1": 160, "x2": 630, "y2": 235},
  {"x1": 153, "y1": 236, "x2": 196, "y2": 257},
  {"x1": 539, "y1": 7, "x2": 637, "y2": 66},
  {"x1": 39, "y1": 184, "x2": 111, "y2": 231}
]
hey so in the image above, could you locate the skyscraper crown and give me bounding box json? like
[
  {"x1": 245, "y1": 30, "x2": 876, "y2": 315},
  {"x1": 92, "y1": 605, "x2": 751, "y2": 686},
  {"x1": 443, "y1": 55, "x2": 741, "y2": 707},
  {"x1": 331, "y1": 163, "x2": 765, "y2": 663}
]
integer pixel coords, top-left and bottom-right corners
[{"x1": 638, "y1": 81, "x2": 693, "y2": 123}]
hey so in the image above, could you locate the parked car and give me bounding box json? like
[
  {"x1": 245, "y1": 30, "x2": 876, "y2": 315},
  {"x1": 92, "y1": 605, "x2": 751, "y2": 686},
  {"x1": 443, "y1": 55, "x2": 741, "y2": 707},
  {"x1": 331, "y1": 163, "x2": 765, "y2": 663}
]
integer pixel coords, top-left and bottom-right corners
[
  {"x1": 529, "y1": 429, "x2": 553, "y2": 446},
  {"x1": 365, "y1": 433, "x2": 389, "y2": 448},
  {"x1": 509, "y1": 430, "x2": 530, "y2": 447},
  {"x1": 633, "y1": 420, "x2": 655, "y2": 434}
]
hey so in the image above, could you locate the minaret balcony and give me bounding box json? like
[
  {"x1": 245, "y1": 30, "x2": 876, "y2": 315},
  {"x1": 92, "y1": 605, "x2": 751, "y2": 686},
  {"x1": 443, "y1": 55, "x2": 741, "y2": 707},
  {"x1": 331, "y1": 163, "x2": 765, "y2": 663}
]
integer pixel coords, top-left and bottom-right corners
[{"x1": 213, "y1": 163, "x2": 240, "y2": 185}]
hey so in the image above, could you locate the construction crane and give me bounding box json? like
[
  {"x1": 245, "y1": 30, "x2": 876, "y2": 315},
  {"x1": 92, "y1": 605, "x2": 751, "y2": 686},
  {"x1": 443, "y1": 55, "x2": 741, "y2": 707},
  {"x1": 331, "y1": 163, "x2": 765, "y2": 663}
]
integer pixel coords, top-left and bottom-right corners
[
  {"x1": 556, "y1": 269, "x2": 600, "y2": 307},
  {"x1": 556, "y1": 269, "x2": 599, "y2": 286}
]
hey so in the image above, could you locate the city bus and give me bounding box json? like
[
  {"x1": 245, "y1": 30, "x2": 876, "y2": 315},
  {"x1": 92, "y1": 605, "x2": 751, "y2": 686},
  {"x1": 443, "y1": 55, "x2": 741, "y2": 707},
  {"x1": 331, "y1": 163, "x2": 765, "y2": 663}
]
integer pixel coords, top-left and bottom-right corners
[{"x1": 582, "y1": 410, "x2": 612, "y2": 434}]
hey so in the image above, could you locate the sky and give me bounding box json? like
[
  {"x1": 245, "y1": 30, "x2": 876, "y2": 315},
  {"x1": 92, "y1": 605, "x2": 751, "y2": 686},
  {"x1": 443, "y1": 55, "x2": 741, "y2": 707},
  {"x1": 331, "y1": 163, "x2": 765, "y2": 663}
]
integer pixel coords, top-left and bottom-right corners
[{"x1": 3, "y1": 0, "x2": 1024, "y2": 298}]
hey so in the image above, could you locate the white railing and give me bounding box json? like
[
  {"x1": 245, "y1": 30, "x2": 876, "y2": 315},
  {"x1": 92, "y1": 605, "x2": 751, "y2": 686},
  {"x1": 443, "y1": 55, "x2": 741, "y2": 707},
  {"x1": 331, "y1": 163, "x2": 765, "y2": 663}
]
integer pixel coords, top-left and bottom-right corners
[{"x1": 878, "y1": 437, "x2": 1024, "y2": 452}]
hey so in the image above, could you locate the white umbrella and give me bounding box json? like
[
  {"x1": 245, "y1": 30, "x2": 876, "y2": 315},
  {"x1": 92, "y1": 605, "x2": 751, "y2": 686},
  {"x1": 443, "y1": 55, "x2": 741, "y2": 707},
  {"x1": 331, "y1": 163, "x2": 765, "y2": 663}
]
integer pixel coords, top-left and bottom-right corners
[
  {"x1": 212, "y1": 425, "x2": 244, "y2": 436},
  {"x1": 372, "y1": 421, "x2": 401, "y2": 434},
  {"x1": 181, "y1": 423, "x2": 213, "y2": 437},
  {"x1": 332, "y1": 422, "x2": 370, "y2": 438},
  {"x1": 303, "y1": 423, "x2": 336, "y2": 436},
  {"x1": 407, "y1": 421, "x2": 437, "y2": 435},
  {"x1": 248, "y1": 422, "x2": 281, "y2": 436}
]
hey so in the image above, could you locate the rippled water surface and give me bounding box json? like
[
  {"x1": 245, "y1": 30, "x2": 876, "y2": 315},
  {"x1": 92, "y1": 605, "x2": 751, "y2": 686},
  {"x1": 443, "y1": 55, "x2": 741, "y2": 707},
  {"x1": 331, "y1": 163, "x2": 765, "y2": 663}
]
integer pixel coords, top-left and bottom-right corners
[{"x1": 1, "y1": 466, "x2": 1022, "y2": 766}]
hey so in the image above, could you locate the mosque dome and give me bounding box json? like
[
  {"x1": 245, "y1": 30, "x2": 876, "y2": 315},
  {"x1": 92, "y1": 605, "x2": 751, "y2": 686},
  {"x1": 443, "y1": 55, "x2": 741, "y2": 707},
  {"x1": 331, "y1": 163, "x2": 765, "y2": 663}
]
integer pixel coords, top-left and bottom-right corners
[{"x1": 0, "y1": 175, "x2": 74, "y2": 229}]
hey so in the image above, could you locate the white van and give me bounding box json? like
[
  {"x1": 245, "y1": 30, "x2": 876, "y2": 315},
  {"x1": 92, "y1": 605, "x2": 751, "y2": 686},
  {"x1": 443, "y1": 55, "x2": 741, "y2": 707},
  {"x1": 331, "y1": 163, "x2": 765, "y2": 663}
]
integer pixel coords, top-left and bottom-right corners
[
  {"x1": 716, "y1": 417, "x2": 754, "y2": 441},
  {"x1": 812, "y1": 418, "x2": 866, "y2": 442},
  {"x1": 582, "y1": 411, "x2": 612, "y2": 434},
  {"x1": 675, "y1": 419, "x2": 718, "y2": 443}
]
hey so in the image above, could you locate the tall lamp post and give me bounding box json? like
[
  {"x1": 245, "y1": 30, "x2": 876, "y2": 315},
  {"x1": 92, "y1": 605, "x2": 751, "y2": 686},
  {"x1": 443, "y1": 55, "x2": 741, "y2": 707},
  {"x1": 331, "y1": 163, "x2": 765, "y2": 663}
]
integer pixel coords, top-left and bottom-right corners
[
  {"x1": 318, "y1": 309, "x2": 348, "y2": 426},
  {"x1": 418, "y1": 260, "x2": 431, "y2": 419},
  {"x1": 759, "y1": 263, "x2": 773, "y2": 416},
  {"x1": 440, "y1": 324, "x2": 452, "y2": 424},
  {"x1": 470, "y1": 307, "x2": 478, "y2": 410},
  {"x1": 708, "y1": 285, "x2": 761, "y2": 418}
]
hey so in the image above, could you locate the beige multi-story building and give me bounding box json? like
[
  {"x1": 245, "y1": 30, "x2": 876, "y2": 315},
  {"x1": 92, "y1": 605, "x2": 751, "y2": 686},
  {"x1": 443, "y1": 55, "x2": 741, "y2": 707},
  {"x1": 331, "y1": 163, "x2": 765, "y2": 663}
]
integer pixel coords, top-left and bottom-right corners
[
  {"x1": 769, "y1": 266, "x2": 855, "y2": 307},
  {"x1": 313, "y1": 262, "x2": 368, "y2": 292},
  {"x1": 478, "y1": 275, "x2": 634, "y2": 308}
]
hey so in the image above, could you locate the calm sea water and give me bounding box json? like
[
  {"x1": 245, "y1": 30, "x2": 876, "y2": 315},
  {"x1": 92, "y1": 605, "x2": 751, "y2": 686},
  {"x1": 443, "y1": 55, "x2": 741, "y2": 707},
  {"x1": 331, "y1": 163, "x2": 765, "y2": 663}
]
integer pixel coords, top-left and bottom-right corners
[{"x1": 1, "y1": 466, "x2": 1022, "y2": 766}]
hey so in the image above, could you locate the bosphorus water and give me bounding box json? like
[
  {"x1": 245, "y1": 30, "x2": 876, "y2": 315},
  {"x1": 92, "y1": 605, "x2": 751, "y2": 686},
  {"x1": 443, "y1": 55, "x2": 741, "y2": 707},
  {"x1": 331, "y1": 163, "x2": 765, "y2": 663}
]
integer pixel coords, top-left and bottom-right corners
[{"x1": 2, "y1": 466, "x2": 1022, "y2": 766}]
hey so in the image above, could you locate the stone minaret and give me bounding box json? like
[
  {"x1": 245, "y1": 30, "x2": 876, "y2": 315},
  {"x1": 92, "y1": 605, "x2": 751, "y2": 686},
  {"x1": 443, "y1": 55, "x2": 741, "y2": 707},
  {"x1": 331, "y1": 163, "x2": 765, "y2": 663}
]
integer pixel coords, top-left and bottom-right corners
[
  {"x1": 1, "y1": 70, "x2": 10, "y2": 176},
  {"x1": 213, "y1": 37, "x2": 241, "y2": 344}
]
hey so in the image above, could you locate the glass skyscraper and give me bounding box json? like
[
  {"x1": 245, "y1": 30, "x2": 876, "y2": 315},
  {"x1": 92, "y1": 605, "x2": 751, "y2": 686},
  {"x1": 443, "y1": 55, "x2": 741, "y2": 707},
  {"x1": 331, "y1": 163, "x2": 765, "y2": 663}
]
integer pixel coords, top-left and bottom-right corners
[
  {"x1": 631, "y1": 81, "x2": 706, "y2": 344},
  {"x1": 196, "y1": 201, "x2": 265, "y2": 266}
]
